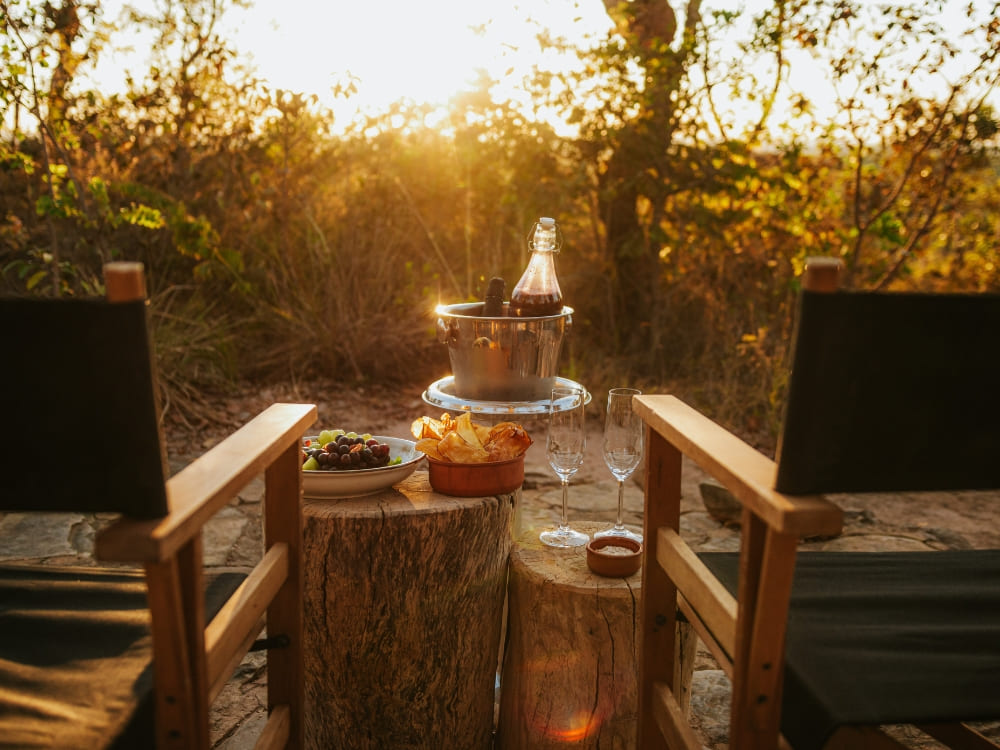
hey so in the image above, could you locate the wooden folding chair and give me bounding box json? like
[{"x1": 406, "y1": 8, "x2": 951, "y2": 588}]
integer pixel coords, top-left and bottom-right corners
[
  {"x1": 0, "y1": 262, "x2": 316, "y2": 749},
  {"x1": 636, "y1": 257, "x2": 1000, "y2": 749}
]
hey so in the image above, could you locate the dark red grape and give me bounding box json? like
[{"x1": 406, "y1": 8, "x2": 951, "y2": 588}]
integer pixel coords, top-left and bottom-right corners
[{"x1": 304, "y1": 430, "x2": 398, "y2": 472}]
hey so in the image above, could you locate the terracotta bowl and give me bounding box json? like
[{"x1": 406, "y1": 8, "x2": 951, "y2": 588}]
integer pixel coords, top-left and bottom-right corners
[
  {"x1": 426, "y1": 453, "x2": 525, "y2": 497},
  {"x1": 586, "y1": 536, "x2": 643, "y2": 577}
]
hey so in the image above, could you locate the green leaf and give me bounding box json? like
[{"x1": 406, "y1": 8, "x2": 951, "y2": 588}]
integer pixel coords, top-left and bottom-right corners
[
  {"x1": 120, "y1": 203, "x2": 166, "y2": 229},
  {"x1": 26, "y1": 270, "x2": 47, "y2": 291}
]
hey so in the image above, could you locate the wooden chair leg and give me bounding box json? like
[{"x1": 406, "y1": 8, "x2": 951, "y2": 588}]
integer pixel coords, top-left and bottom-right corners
[
  {"x1": 730, "y1": 510, "x2": 797, "y2": 750},
  {"x1": 673, "y1": 618, "x2": 697, "y2": 716},
  {"x1": 638, "y1": 427, "x2": 684, "y2": 750},
  {"x1": 145, "y1": 541, "x2": 210, "y2": 750},
  {"x1": 263, "y1": 441, "x2": 304, "y2": 749},
  {"x1": 176, "y1": 537, "x2": 210, "y2": 741},
  {"x1": 651, "y1": 681, "x2": 704, "y2": 750}
]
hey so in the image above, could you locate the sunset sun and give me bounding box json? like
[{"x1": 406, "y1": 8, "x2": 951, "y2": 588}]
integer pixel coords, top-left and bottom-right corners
[{"x1": 219, "y1": 0, "x2": 613, "y2": 127}]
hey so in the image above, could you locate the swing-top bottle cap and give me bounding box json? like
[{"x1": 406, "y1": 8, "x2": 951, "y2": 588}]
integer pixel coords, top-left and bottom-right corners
[{"x1": 532, "y1": 217, "x2": 560, "y2": 253}]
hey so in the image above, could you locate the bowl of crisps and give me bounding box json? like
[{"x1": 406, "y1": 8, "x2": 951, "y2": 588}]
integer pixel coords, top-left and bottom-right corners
[
  {"x1": 425, "y1": 454, "x2": 525, "y2": 497},
  {"x1": 411, "y1": 412, "x2": 532, "y2": 497}
]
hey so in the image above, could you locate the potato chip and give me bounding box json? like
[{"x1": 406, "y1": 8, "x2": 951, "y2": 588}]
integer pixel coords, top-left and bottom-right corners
[
  {"x1": 454, "y1": 413, "x2": 484, "y2": 450},
  {"x1": 474, "y1": 423, "x2": 492, "y2": 444},
  {"x1": 438, "y1": 430, "x2": 489, "y2": 462},
  {"x1": 484, "y1": 422, "x2": 533, "y2": 461},
  {"x1": 415, "y1": 437, "x2": 447, "y2": 461},
  {"x1": 412, "y1": 412, "x2": 532, "y2": 464},
  {"x1": 411, "y1": 416, "x2": 447, "y2": 440}
]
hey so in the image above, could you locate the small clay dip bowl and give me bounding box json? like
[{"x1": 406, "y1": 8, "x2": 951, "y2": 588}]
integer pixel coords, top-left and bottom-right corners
[
  {"x1": 586, "y1": 536, "x2": 643, "y2": 578},
  {"x1": 426, "y1": 453, "x2": 525, "y2": 497}
]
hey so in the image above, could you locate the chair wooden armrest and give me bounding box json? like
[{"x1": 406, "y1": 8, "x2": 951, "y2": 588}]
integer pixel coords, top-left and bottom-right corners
[
  {"x1": 96, "y1": 402, "x2": 316, "y2": 562},
  {"x1": 634, "y1": 394, "x2": 842, "y2": 537}
]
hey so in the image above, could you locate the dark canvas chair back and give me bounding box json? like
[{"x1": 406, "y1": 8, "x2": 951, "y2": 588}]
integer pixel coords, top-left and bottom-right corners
[
  {"x1": 775, "y1": 288, "x2": 1000, "y2": 495},
  {"x1": 0, "y1": 295, "x2": 168, "y2": 517}
]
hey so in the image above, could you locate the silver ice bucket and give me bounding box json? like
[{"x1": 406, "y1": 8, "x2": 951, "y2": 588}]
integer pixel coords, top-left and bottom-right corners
[{"x1": 435, "y1": 302, "x2": 573, "y2": 402}]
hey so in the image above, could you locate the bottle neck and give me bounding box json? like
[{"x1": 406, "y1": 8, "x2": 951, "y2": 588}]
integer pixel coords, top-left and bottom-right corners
[{"x1": 530, "y1": 222, "x2": 559, "y2": 254}]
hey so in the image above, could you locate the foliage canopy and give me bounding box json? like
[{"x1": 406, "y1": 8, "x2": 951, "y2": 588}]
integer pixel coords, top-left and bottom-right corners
[{"x1": 2, "y1": 0, "x2": 998, "y2": 443}]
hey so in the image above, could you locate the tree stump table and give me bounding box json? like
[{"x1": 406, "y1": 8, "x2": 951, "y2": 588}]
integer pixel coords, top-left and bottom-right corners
[
  {"x1": 302, "y1": 470, "x2": 515, "y2": 750},
  {"x1": 497, "y1": 521, "x2": 642, "y2": 750}
]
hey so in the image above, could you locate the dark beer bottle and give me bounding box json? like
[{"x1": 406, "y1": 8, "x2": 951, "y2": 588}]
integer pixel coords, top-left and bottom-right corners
[
  {"x1": 482, "y1": 276, "x2": 506, "y2": 316},
  {"x1": 509, "y1": 217, "x2": 564, "y2": 317}
]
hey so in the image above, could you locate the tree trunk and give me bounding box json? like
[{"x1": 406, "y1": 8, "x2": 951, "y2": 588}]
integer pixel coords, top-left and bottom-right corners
[
  {"x1": 302, "y1": 471, "x2": 514, "y2": 750},
  {"x1": 497, "y1": 522, "x2": 641, "y2": 749},
  {"x1": 594, "y1": 0, "x2": 703, "y2": 364}
]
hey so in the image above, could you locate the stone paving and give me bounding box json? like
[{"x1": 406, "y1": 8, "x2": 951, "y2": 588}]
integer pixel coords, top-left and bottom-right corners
[{"x1": 3, "y1": 404, "x2": 999, "y2": 748}]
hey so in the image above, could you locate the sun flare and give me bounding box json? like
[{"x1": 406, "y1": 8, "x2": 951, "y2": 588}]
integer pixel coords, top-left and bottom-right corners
[{"x1": 222, "y1": 0, "x2": 612, "y2": 128}]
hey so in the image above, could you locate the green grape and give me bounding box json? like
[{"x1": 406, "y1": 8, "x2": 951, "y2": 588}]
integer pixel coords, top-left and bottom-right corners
[
  {"x1": 390, "y1": 456, "x2": 402, "y2": 465},
  {"x1": 317, "y1": 429, "x2": 336, "y2": 445},
  {"x1": 302, "y1": 456, "x2": 320, "y2": 471}
]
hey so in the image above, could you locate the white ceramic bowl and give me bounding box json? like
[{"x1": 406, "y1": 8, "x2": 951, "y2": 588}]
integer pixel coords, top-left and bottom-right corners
[{"x1": 302, "y1": 436, "x2": 424, "y2": 499}]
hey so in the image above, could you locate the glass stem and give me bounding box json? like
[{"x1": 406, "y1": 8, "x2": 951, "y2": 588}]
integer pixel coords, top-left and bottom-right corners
[
  {"x1": 616, "y1": 478, "x2": 626, "y2": 528},
  {"x1": 560, "y1": 478, "x2": 570, "y2": 529}
]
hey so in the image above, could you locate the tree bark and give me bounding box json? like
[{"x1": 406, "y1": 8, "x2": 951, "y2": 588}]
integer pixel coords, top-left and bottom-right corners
[
  {"x1": 497, "y1": 522, "x2": 641, "y2": 749},
  {"x1": 302, "y1": 471, "x2": 514, "y2": 750},
  {"x1": 594, "y1": 0, "x2": 703, "y2": 362}
]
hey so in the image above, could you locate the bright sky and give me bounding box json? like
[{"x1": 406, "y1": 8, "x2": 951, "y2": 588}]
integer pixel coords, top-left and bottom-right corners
[
  {"x1": 95, "y1": 0, "x2": 615, "y2": 129},
  {"x1": 90, "y1": 0, "x2": 992, "y2": 137},
  {"x1": 231, "y1": 0, "x2": 611, "y2": 107}
]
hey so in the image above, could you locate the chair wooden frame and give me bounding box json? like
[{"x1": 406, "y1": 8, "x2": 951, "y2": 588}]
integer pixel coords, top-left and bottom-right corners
[
  {"x1": 2, "y1": 262, "x2": 316, "y2": 750},
  {"x1": 635, "y1": 392, "x2": 843, "y2": 750},
  {"x1": 94, "y1": 398, "x2": 314, "y2": 750},
  {"x1": 635, "y1": 258, "x2": 1000, "y2": 750}
]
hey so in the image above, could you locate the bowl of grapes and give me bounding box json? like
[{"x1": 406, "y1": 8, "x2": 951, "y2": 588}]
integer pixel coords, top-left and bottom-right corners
[{"x1": 301, "y1": 429, "x2": 424, "y2": 499}]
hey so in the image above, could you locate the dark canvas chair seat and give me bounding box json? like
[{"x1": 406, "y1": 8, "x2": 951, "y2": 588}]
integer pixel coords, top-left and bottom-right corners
[
  {"x1": 0, "y1": 262, "x2": 316, "y2": 749},
  {"x1": 635, "y1": 257, "x2": 1000, "y2": 750},
  {"x1": 0, "y1": 566, "x2": 243, "y2": 748},
  {"x1": 702, "y1": 550, "x2": 1000, "y2": 750}
]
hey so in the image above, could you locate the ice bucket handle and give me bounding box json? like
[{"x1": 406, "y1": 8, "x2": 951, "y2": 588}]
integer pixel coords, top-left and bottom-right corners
[{"x1": 436, "y1": 316, "x2": 459, "y2": 344}]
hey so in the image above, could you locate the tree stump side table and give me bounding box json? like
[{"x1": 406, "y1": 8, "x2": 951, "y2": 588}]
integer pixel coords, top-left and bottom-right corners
[
  {"x1": 302, "y1": 470, "x2": 515, "y2": 750},
  {"x1": 497, "y1": 521, "x2": 642, "y2": 750}
]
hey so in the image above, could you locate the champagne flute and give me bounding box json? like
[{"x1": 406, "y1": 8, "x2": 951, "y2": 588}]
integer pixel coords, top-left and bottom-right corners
[
  {"x1": 594, "y1": 387, "x2": 644, "y2": 543},
  {"x1": 540, "y1": 385, "x2": 590, "y2": 548}
]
